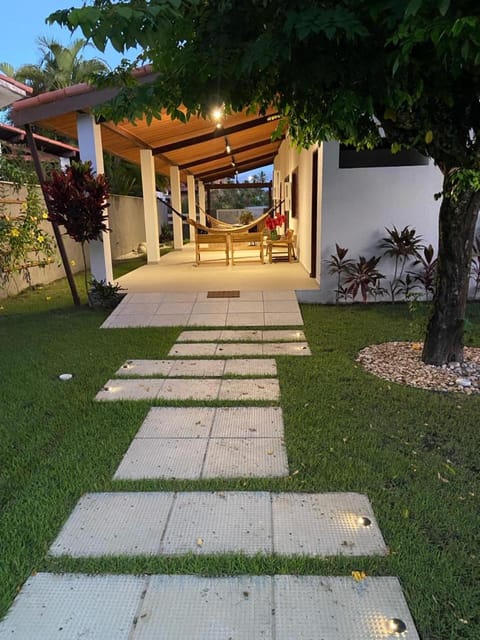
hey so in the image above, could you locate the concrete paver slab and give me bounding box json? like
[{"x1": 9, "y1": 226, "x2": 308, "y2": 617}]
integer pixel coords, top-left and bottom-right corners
[
  {"x1": 48, "y1": 492, "x2": 386, "y2": 558},
  {"x1": 133, "y1": 575, "x2": 273, "y2": 640},
  {"x1": 274, "y1": 575, "x2": 419, "y2": 640},
  {"x1": 211, "y1": 407, "x2": 284, "y2": 438},
  {"x1": 227, "y1": 300, "x2": 264, "y2": 313},
  {"x1": 95, "y1": 379, "x2": 165, "y2": 401},
  {"x1": 0, "y1": 573, "x2": 145, "y2": 640},
  {"x1": 203, "y1": 438, "x2": 288, "y2": 478},
  {"x1": 116, "y1": 302, "x2": 160, "y2": 315},
  {"x1": 49, "y1": 492, "x2": 174, "y2": 557},
  {"x1": 218, "y1": 378, "x2": 280, "y2": 401},
  {"x1": 148, "y1": 314, "x2": 192, "y2": 327},
  {"x1": 116, "y1": 359, "x2": 174, "y2": 377},
  {"x1": 114, "y1": 438, "x2": 208, "y2": 480},
  {"x1": 272, "y1": 493, "x2": 388, "y2": 556},
  {"x1": 0, "y1": 574, "x2": 419, "y2": 640},
  {"x1": 156, "y1": 301, "x2": 194, "y2": 315},
  {"x1": 158, "y1": 378, "x2": 221, "y2": 400},
  {"x1": 192, "y1": 301, "x2": 229, "y2": 314},
  {"x1": 161, "y1": 492, "x2": 272, "y2": 555},
  {"x1": 220, "y1": 329, "x2": 263, "y2": 341},
  {"x1": 225, "y1": 312, "x2": 265, "y2": 326},
  {"x1": 176, "y1": 330, "x2": 223, "y2": 342},
  {"x1": 223, "y1": 358, "x2": 277, "y2": 376},
  {"x1": 168, "y1": 343, "x2": 218, "y2": 356},
  {"x1": 263, "y1": 341, "x2": 311, "y2": 355},
  {"x1": 168, "y1": 359, "x2": 226, "y2": 377},
  {"x1": 264, "y1": 312, "x2": 303, "y2": 326},
  {"x1": 262, "y1": 290, "x2": 298, "y2": 300},
  {"x1": 137, "y1": 407, "x2": 215, "y2": 438},
  {"x1": 262, "y1": 329, "x2": 306, "y2": 341},
  {"x1": 215, "y1": 343, "x2": 264, "y2": 356}
]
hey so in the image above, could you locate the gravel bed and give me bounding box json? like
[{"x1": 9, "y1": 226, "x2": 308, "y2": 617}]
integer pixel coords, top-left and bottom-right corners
[{"x1": 357, "y1": 342, "x2": 480, "y2": 394}]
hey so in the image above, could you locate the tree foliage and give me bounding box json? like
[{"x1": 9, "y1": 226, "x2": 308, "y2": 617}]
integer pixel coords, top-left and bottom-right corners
[
  {"x1": 49, "y1": 1, "x2": 480, "y2": 364},
  {"x1": 1, "y1": 37, "x2": 108, "y2": 95}
]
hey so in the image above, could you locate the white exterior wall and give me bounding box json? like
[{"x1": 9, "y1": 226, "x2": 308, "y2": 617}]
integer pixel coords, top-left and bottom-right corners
[
  {"x1": 317, "y1": 141, "x2": 444, "y2": 302},
  {"x1": 274, "y1": 138, "x2": 318, "y2": 278}
]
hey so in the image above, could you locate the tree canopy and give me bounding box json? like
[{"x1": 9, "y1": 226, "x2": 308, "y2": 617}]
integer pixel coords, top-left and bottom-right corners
[{"x1": 49, "y1": 1, "x2": 480, "y2": 365}]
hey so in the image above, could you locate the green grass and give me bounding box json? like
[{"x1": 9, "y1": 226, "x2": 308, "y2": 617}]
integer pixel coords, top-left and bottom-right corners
[{"x1": 0, "y1": 279, "x2": 479, "y2": 639}]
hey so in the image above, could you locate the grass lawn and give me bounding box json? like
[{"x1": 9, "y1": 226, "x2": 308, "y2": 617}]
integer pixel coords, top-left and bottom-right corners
[{"x1": 0, "y1": 272, "x2": 479, "y2": 639}]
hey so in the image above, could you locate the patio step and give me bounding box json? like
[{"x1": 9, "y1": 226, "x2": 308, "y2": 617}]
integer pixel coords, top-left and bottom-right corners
[{"x1": 0, "y1": 573, "x2": 420, "y2": 639}]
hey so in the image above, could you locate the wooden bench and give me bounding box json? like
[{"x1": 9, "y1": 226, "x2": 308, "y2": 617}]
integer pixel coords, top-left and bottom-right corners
[
  {"x1": 194, "y1": 230, "x2": 230, "y2": 265},
  {"x1": 230, "y1": 231, "x2": 265, "y2": 265}
]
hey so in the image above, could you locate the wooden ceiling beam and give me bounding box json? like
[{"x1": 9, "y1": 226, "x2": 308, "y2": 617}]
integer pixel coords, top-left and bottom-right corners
[
  {"x1": 152, "y1": 113, "x2": 280, "y2": 155},
  {"x1": 198, "y1": 154, "x2": 275, "y2": 183},
  {"x1": 179, "y1": 137, "x2": 278, "y2": 170}
]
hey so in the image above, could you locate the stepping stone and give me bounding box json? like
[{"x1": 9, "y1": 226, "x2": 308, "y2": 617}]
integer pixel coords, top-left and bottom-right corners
[
  {"x1": 96, "y1": 378, "x2": 279, "y2": 401},
  {"x1": 49, "y1": 492, "x2": 174, "y2": 557},
  {"x1": 161, "y1": 492, "x2": 272, "y2": 555},
  {"x1": 116, "y1": 359, "x2": 175, "y2": 376},
  {"x1": 95, "y1": 379, "x2": 165, "y2": 401},
  {"x1": 168, "y1": 342, "x2": 311, "y2": 357},
  {"x1": 168, "y1": 343, "x2": 218, "y2": 356},
  {"x1": 273, "y1": 575, "x2": 419, "y2": 640},
  {"x1": 0, "y1": 573, "x2": 420, "y2": 639},
  {"x1": 115, "y1": 359, "x2": 277, "y2": 377},
  {"x1": 114, "y1": 407, "x2": 288, "y2": 479},
  {"x1": 132, "y1": 406, "x2": 284, "y2": 439},
  {"x1": 203, "y1": 438, "x2": 288, "y2": 478},
  {"x1": 176, "y1": 329, "x2": 306, "y2": 342},
  {"x1": 49, "y1": 492, "x2": 387, "y2": 558},
  {"x1": 223, "y1": 358, "x2": 277, "y2": 376},
  {"x1": 218, "y1": 378, "x2": 280, "y2": 401},
  {"x1": 136, "y1": 407, "x2": 216, "y2": 438},
  {"x1": 114, "y1": 438, "x2": 208, "y2": 480},
  {"x1": 272, "y1": 493, "x2": 386, "y2": 556},
  {"x1": 211, "y1": 406, "x2": 284, "y2": 437},
  {"x1": 214, "y1": 343, "x2": 264, "y2": 356},
  {"x1": 262, "y1": 342, "x2": 311, "y2": 355},
  {"x1": 0, "y1": 573, "x2": 145, "y2": 640}
]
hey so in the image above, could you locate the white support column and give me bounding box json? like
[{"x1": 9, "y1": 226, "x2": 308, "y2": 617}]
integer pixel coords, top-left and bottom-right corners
[
  {"x1": 198, "y1": 180, "x2": 206, "y2": 226},
  {"x1": 140, "y1": 149, "x2": 160, "y2": 263},
  {"x1": 187, "y1": 174, "x2": 196, "y2": 222},
  {"x1": 76, "y1": 113, "x2": 113, "y2": 283},
  {"x1": 170, "y1": 165, "x2": 183, "y2": 250}
]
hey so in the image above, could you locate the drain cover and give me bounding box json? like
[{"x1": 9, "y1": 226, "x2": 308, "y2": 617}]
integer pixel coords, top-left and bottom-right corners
[{"x1": 207, "y1": 290, "x2": 240, "y2": 298}]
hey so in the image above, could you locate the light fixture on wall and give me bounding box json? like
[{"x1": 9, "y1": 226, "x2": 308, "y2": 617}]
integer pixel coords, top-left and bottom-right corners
[{"x1": 284, "y1": 180, "x2": 291, "y2": 213}]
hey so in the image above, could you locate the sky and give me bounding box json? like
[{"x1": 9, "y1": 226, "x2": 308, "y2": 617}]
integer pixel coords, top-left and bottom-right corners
[
  {"x1": 0, "y1": 0, "x2": 129, "y2": 71},
  {"x1": 0, "y1": 0, "x2": 272, "y2": 180}
]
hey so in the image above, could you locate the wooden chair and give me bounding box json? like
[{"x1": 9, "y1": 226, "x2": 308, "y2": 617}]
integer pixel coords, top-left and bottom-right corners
[
  {"x1": 266, "y1": 229, "x2": 296, "y2": 263},
  {"x1": 187, "y1": 218, "x2": 230, "y2": 265}
]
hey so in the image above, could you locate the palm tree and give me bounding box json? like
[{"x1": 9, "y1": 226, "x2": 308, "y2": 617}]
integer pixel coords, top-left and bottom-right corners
[{"x1": 1, "y1": 37, "x2": 108, "y2": 94}]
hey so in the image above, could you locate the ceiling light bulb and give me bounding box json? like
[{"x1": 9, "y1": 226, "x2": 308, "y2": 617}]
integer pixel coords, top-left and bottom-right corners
[
  {"x1": 225, "y1": 144, "x2": 231, "y2": 153},
  {"x1": 388, "y1": 618, "x2": 407, "y2": 634},
  {"x1": 212, "y1": 107, "x2": 223, "y2": 121}
]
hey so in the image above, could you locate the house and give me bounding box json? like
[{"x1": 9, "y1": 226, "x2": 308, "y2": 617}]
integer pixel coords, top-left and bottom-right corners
[{"x1": 11, "y1": 67, "x2": 456, "y2": 301}]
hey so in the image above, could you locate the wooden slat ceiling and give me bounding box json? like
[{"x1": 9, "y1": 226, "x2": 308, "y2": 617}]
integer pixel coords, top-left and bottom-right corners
[{"x1": 33, "y1": 106, "x2": 283, "y2": 182}]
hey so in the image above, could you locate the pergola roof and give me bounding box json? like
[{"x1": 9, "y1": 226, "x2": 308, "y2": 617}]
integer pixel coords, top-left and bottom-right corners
[
  {"x1": 12, "y1": 66, "x2": 283, "y2": 182},
  {"x1": 0, "y1": 74, "x2": 32, "y2": 109}
]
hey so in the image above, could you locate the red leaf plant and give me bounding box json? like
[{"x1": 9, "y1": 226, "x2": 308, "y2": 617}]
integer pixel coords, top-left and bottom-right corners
[{"x1": 43, "y1": 161, "x2": 110, "y2": 297}]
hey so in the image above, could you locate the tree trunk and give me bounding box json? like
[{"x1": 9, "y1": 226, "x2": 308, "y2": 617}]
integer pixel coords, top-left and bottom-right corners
[{"x1": 422, "y1": 179, "x2": 480, "y2": 365}]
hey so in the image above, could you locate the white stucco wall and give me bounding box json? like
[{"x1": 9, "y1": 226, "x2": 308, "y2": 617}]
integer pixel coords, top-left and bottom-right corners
[
  {"x1": 274, "y1": 138, "x2": 317, "y2": 277},
  {"x1": 108, "y1": 194, "x2": 147, "y2": 259},
  {"x1": 317, "y1": 141, "x2": 445, "y2": 302}
]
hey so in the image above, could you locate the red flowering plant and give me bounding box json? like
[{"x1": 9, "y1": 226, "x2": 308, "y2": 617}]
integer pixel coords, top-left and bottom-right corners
[
  {"x1": 43, "y1": 161, "x2": 110, "y2": 296},
  {"x1": 265, "y1": 212, "x2": 286, "y2": 238}
]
